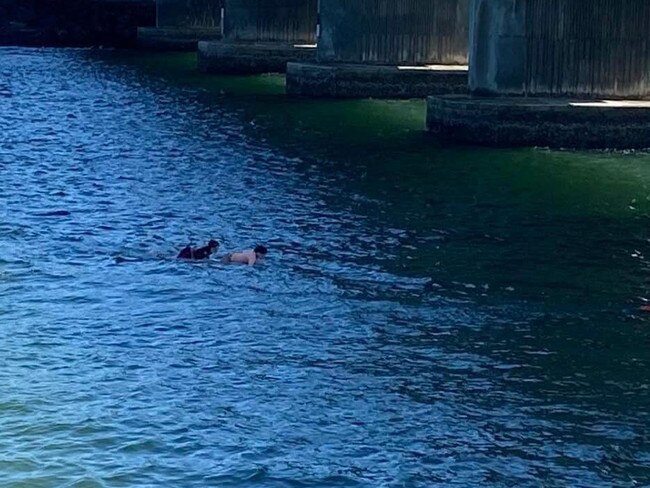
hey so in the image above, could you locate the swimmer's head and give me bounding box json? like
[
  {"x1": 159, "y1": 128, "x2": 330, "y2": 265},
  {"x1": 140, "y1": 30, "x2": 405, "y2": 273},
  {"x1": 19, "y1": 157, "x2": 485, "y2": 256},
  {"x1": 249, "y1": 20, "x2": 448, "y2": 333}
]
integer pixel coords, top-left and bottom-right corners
[
  {"x1": 208, "y1": 239, "x2": 219, "y2": 250},
  {"x1": 254, "y1": 245, "x2": 268, "y2": 258}
]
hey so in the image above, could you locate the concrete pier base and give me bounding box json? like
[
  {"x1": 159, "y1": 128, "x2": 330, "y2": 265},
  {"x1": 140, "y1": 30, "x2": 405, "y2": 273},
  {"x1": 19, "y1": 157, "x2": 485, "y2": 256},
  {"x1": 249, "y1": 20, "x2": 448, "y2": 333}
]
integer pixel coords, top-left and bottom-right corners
[
  {"x1": 137, "y1": 27, "x2": 221, "y2": 50},
  {"x1": 198, "y1": 41, "x2": 316, "y2": 74},
  {"x1": 427, "y1": 95, "x2": 650, "y2": 149},
  {"x1": 286, "y1": 62, "x2": 468, "y2": 99}
]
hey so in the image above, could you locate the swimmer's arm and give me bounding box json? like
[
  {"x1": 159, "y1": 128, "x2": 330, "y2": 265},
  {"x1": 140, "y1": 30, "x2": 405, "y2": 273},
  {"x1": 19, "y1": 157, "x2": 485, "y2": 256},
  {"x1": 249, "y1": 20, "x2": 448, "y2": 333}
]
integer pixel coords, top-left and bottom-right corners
[{"x1": 247, "y1": 252, "x2": 257, "y2": 266}]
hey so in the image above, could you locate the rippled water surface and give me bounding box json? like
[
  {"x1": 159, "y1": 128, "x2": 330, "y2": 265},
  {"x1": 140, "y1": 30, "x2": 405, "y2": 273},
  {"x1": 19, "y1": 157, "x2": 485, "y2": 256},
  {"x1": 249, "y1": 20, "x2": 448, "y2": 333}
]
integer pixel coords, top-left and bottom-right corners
[{"x1": 1, "y1": 48, "x2": 650, "y2": 487}]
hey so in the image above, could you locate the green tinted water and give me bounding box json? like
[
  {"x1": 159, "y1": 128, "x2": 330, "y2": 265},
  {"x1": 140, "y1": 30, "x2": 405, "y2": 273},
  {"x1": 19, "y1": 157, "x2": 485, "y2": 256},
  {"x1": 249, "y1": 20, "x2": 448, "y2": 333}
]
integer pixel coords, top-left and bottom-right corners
[{"x1": 124, "y1": 52, "x2": 650, "y2": 304}]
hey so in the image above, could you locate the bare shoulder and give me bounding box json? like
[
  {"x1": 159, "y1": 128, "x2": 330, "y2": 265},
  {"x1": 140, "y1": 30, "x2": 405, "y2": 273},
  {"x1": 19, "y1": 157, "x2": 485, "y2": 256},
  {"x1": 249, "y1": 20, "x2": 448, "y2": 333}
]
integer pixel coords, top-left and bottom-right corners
[{"x1": 228, "y1": 251, "x2": 253, "y2": 264}]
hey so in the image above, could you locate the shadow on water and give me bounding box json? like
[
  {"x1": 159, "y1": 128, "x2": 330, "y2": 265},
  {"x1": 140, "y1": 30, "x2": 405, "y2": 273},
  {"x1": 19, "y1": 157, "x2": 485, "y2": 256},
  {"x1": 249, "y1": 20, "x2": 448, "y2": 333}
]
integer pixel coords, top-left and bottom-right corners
[
  {"x1": 91, "y1": 55, "x2": 650, "y2": 319},
  {"x1": 97, "y1": 51, "x2": 650, "y2": 304}
]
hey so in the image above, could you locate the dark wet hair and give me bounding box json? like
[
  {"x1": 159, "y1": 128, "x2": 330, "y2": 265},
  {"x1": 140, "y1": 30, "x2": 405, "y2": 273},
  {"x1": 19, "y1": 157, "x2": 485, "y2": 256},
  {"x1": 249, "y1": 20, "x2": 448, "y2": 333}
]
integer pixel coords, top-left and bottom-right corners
[
  {"x1": 208, "y1": 240, "x2": 219, "y2": 248},
  {"x1": 254, "y1": 245, "x2": 268, "y2": 255}
]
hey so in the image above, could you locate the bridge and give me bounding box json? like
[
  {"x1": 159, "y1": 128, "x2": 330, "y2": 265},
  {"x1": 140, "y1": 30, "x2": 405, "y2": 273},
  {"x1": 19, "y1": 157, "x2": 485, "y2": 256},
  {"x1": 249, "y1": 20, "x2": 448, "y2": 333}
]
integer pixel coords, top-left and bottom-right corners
[{"x1": 141, "y1": 0, "x2": 650, "y2": 148}]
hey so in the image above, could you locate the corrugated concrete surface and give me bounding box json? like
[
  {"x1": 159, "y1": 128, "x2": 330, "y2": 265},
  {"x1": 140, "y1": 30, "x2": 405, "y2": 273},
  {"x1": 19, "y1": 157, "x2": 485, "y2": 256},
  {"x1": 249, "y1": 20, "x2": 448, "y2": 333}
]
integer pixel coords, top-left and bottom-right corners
[
  {"x1": 318, "y1": 0, "x2": 469, "y2": 65},
  {"x1": 156, "y1": 0, "x2": 222, "y2": 28},
  {"x1": 470, "y1": 0, "x2": 650, "y2": 98},
  {"x1": 223, "y1": 0, "x2": 317, "y2": 43}
]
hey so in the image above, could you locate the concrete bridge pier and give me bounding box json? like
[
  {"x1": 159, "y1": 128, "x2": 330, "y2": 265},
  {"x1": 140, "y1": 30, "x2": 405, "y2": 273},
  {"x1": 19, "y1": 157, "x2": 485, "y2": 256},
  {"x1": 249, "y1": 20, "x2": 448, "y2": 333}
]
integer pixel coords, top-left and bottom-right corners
[
  {"x1": 138, "y1": 0, "x2": 223, "y2": 50},
  {"x1": 427, "y1": 0, "x2": 650, "y2": 149},
  {"x1": 198, "y1": 0, "x2": 318, "y2": 74},
  {"x1": 286, "y1": 0, "x2": 470, "y2": 99}
]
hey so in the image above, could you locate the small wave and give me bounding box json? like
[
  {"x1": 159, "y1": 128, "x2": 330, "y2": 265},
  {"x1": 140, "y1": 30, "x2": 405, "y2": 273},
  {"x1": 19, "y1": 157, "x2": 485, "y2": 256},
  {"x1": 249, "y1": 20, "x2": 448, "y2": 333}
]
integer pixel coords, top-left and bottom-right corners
[{"x1": 35, "y1": 210, "x2": 71, "y2": 217}]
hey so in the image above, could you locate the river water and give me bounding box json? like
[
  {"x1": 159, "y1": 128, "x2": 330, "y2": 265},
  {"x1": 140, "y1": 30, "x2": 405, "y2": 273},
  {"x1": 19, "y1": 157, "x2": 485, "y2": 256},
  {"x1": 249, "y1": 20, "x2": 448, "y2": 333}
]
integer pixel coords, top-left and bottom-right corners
[{"x1": 1, "y1": 48, "x2": 649, "y2": 487}]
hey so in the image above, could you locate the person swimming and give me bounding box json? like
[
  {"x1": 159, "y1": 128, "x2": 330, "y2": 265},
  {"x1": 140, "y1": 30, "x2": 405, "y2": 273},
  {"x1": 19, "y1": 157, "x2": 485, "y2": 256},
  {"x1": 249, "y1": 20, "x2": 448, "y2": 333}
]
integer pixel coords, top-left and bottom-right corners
[
  {"x1": 222, "y1": 245, "x2": 268, "y2": 266},
  {"x1": 177, "y1": 240, "x2": 219, "y2": 260}
]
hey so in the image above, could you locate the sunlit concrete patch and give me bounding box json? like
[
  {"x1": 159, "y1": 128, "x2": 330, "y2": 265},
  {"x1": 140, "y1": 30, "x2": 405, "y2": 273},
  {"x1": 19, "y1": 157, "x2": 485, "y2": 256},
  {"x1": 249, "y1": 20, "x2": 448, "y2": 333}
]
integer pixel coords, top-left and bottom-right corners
[
  {"x1": 397, "y1": 65, "x2": 469, "y2": 72},
  {"x1": 286, "y1": 62, "x2": 468, "y2": 99},
  {"x1": 569, "y1": 100, "x2": 650, "y2": 108},
  {"x1": 427, "y1": 95, "x2": 650, "y2": 149}
]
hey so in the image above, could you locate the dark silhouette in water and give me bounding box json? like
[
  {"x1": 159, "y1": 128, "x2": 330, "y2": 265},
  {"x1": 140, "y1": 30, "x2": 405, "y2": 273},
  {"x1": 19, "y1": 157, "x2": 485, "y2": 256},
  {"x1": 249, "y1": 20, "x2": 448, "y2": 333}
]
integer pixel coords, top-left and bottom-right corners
[{"x1": 178, "y1": 240, "x2": 219, "y2": 260}]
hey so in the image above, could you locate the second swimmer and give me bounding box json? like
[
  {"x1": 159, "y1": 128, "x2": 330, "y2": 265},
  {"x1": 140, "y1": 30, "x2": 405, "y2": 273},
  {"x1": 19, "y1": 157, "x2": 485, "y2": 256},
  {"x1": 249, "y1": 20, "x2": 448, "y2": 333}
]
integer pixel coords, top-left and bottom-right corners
[{"x1": 222, "y1": 245, "x2": 268, "y2": 266}]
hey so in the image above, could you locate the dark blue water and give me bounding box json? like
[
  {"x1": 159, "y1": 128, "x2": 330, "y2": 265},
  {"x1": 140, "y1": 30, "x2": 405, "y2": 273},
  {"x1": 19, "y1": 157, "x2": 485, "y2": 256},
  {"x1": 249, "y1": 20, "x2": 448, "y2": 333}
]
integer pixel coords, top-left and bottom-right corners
[{"x1": 1, "y1": 48, "x2": 649, "y2": 487}]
